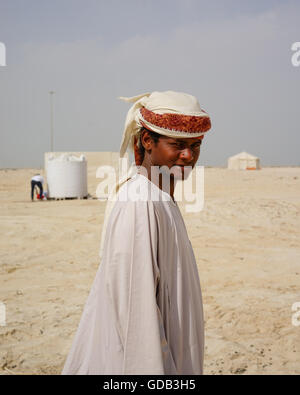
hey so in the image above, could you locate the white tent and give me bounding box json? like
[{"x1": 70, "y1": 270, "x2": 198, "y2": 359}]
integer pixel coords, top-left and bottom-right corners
[{"x1": 228, "y1": 151, "x2": 260, "y2": 170}]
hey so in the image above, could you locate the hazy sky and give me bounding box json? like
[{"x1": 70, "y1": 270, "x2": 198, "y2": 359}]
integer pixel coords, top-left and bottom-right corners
[{"x1": 0, "y1": 0, "x2": 299, "y2": 168}]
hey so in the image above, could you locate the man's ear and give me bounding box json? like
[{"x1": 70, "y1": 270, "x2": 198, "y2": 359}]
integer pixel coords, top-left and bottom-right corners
[{"x1": 140, "y1": 130, "x2": 153, "y2": 152}]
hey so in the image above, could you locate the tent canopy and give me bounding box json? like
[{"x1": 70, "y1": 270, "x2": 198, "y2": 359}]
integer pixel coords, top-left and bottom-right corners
[
  {"x1": 228, "y1": 151, "x2": 260, "y2": 170},
  {"x1": 228, "y1": 151, "x2": 259, "y2": 160}
]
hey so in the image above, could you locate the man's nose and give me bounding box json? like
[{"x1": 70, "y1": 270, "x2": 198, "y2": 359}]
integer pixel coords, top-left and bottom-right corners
[{"x1": 180, "y1": 147, "x2": 193, "y2": 162}]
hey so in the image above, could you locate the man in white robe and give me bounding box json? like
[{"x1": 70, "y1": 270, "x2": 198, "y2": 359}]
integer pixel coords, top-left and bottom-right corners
[{"x1": 62, "y1": 91, "x2": 212, "y2": 375}]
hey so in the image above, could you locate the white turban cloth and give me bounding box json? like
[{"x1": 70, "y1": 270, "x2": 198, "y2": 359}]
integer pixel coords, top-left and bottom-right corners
[{"x1": 119, "y1": 90, "x2": 211, "y2": 159}]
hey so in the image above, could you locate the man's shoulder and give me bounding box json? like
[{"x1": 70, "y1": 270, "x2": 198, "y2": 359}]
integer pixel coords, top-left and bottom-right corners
[
  {"x1": 117, "y1": 174, "x2": 154, "y2": 203},
  {"x1": 111, "y1": 174, "x2": 174, "y2": 227},
  {"x1": 116, "y1": 173, "x2": 172, "y2": 206}
]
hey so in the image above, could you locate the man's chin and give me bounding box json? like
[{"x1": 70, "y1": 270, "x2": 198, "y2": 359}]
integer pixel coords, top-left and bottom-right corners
[{"x1": 170, "y1": 165, "x2": 193, "y2": 180}]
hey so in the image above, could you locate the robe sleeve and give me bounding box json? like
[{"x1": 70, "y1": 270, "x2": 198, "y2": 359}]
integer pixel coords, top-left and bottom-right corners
[{"x1": 104, "y1": 199, "x2": 165, "y2": 374}]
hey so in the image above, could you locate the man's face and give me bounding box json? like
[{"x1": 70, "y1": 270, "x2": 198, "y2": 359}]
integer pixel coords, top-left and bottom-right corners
[{"x1": 148, "y1": 134, "x2": 202, "y2": 180}]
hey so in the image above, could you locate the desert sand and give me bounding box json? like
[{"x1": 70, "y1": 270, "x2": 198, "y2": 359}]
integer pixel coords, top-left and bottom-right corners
[{"x1": 0, "y1": 166, "x2": 299, "y2": 375}]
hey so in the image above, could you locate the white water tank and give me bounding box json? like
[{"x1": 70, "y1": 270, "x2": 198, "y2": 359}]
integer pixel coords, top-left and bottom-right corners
[{"x1": 46, "y1": 153, "x2": 88, "y2": 198}]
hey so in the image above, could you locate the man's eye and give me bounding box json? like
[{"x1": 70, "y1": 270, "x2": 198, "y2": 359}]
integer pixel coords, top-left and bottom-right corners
[
  {"x1": 170, "y1": 142, "x2": 200, "y2": 149},
  {"x1": 171, "y1": 143, "x2": 183, "y2": 148}
]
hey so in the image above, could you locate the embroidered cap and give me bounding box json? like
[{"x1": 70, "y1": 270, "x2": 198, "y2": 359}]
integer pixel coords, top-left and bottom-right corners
[{"x1": 119, "y1": 90, "x2": 211, "y2": 165}]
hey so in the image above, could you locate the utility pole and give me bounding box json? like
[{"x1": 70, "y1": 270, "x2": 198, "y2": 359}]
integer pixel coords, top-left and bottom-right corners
[{"x1": 49, "y1": 91, "x2": 55, "y2": 152}]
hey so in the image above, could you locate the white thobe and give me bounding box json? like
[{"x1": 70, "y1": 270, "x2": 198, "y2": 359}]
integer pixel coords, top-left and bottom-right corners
[
  {"x1": 62, "y1": 173, "x2": 204, "y2": 375},
  {"x1": 31, "y1": 175, "x2": 44, "y2": 183}
]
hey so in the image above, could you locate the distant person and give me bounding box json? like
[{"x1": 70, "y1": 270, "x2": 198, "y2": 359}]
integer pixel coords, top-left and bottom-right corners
[{"x1": 31, "y1": 173, "x2": 44, "y2": 201}]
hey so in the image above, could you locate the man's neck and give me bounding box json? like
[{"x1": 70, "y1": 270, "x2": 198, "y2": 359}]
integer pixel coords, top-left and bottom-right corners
[{"x1": 139, "y1": 161, "x2": 175, "y2": 200}]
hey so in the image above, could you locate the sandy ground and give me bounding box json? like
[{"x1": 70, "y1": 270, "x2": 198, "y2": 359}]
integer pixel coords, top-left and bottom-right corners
[{"x1": 0, "y1": 166, "x2": 299, "y2": 375}]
